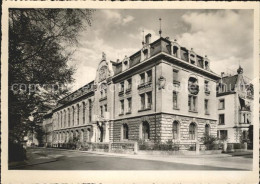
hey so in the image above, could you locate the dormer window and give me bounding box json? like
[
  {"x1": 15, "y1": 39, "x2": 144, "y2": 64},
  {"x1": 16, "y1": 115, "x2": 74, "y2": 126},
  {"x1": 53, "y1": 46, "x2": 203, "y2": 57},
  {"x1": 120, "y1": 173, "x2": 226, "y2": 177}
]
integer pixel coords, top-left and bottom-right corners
[
  {"x1": 140, "y1": 73, "x2": 145, "y2": 84},
  {"x1": 173, "y1": 46, "x2": 179, "y2": 58},
  {"x1": 124, "y1": 59, "x2": 129, "y2": 70},
  {"x1": 143, "y1": 49, "x2": 148, "y2": 60},
  {"x1": 205, "y1": 61, "x2": 209, "y2": 70},
  {"x1": 147, "y1": 70, "x2": 152, "y2": 83}
]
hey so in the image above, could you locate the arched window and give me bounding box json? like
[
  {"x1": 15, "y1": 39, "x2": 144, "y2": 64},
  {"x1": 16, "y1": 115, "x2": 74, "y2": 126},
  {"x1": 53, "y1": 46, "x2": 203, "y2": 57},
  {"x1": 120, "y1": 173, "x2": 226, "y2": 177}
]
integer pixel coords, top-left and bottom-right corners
[
  {"x1": 173, "y1": 46, "x2": 179, "y2": 58},
  {"x1": 142, "y1": 121, "x2": 150, "y2": 140},
  {"x1": 72, "y1": 106, "x2": 75, "y2": 126},
  {"x1": 122, "y1": 124, "x2": 129, "y2": 140},
  {"x1": 68, "y1": 108, "x2": 70, "y2": 127},
  {"x1": 98, "y1": 126, "x2": 104, "y2": 142},
  {"x1": 87, "y1": 128, "x2": 91, "y2": 142},
  {"x1": 189, "y1": 123, "x2": 197, "y2": 140},
  {"x1": 205, "y1": 124, "x2": 210, "y2": 135},
  {"x1": 82, "y1": 102, "x2": 86, "y2": 124},
  {"x1": 57, "y1": 112, "x2": 60, "y2": 128},
  {"x1": 67, "y1": 132, "x2": 69, "y2": 142},
  {"x1": 80, "y1": 129, "x2": 84, "y2": 143},
  {"x1": 60, "y1": 111, "x2": 63, "y2": 128},
  {"x1": 64, "y1": 110, "x2": 66, "y2": 127},
  {"x1": 70, "y1": 131, "x2": 73, "y2": 140},
  {"x1": 173, "y1": 121, "x2": 179, "y2": 140},
  {"x1": 77, "y1": 104, "x2": 80, "y2": 125}
]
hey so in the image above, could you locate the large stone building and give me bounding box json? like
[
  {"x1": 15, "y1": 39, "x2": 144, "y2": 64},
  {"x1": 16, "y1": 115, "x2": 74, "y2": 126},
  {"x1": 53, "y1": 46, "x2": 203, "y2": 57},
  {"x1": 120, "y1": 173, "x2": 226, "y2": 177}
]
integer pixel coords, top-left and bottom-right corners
[
  {"x1": 43, "y1": 33, "x2": 221, "y2": 147},
  {"x1": 216, "y1": 66, "x2": 254, "y2": 143}
]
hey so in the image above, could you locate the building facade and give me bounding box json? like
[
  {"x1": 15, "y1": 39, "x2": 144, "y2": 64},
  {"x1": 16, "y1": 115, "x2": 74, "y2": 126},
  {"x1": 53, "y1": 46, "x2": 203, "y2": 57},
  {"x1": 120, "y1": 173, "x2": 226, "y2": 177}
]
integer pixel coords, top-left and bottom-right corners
[
  {"x1": 42, "y1": 111, "x2": 53, "y2": 146},
  {"x1": 44, "y1": 33, "x2": 221, "y2": 147},
  {"x1": 216, "y1": 66, "x2": 254, "y2": 143}
]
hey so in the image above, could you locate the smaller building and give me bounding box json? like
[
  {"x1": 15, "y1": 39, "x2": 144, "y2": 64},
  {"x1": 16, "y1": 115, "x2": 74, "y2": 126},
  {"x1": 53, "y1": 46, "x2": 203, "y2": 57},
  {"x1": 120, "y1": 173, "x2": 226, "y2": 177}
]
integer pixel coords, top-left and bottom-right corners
[
  {"x1": 217, "y1": 66, "x2": 254, "y2": 143},
  {"x1": 42, "y1": 111, "x2": 53, "y2": 147}
]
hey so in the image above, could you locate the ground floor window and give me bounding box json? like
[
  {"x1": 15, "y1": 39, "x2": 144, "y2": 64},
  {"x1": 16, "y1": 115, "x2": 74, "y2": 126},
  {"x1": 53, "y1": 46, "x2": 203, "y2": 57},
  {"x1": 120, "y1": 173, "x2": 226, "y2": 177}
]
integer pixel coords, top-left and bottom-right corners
[
  {"x1": 217, "y1": 130, "x2": 228, "y2": 140},
  {"x1": 122, "y1": 124, "x2": 129, "y2": 140},
  {"x1": 172, "y1": 121, "x2": 179, "y2": 139},
  {"x1": 98, "y1": 125, "x2": 104, "y2": 142},
  {"x1": 142, "y1": 121, "x2": 150, "y2": 140},
  {"x1": 87, "y1": 128, "x2": 91, "y2": 142},
  {"x1": 189, "y1": 122, "x2": 196, "y2": 140},
  {"x1": 205, "y1": 124, "x2": 210, "y2": 135}
]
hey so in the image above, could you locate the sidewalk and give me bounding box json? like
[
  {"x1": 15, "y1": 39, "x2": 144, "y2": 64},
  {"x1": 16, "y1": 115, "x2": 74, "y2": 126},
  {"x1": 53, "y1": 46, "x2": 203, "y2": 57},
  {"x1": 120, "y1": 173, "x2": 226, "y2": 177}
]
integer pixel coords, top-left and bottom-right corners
[{"x1": 10, "y1": 147, "x2": 252, "y2": 170}]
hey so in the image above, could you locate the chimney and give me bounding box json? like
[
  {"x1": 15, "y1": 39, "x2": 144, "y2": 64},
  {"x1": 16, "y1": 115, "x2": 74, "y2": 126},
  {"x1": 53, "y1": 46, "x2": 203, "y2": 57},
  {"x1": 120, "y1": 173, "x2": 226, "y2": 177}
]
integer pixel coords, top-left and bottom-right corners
[
  {"x1": 165, "y1": 37, "x2": 170, "y2": 40},
  {"x1": 221, "y1": 72, "x2": 225, "y2": 78},
  {"x1": 145, "y1": 33, "x2": 151, "y2": 44}
]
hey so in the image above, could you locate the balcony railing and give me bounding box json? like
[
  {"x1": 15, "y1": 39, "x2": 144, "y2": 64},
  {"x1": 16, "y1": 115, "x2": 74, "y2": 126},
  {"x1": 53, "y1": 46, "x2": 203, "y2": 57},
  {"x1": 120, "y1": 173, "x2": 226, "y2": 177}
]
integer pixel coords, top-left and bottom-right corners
[
  {"x1": 99, "y1": 96, "x2": 107, "y2": 102},
  {"x1": 138, "y1": 81, "x2": 152, "y2": 90},
  {"x1": 205, "y1": 89, "x2": 210, "y2": 95},
  {"x1": 173, "y1": 80, "x2": 180, "y2": 86},
  {"x1": 118, "y1": 90, "x2": 124, "y2": 96},
  {"x1": 125, "y1": 87, "x2": 132, "y2": 94}
]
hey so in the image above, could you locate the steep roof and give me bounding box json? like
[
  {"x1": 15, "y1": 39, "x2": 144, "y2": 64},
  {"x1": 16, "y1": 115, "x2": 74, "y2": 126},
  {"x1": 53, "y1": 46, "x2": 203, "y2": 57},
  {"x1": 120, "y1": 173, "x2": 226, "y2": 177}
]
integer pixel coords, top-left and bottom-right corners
[{"x1": 221, "y1": 75, "x2": 238, "y2": 91}]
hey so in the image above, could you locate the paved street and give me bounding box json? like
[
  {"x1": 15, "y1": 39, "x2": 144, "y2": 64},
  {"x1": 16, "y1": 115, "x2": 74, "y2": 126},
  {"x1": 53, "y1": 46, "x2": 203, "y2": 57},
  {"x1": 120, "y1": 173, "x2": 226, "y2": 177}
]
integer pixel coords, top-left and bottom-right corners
[{"x1": 10, "y1": 148, "x2": 253, "y2": 170}]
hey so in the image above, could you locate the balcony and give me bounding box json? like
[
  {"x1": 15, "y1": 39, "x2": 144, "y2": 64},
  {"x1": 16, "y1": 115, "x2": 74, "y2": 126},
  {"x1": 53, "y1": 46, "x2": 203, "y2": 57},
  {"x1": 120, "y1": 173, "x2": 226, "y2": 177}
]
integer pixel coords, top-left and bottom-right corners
[
  {"x1": 125, "y1": 87, "x2": 132, "y2": 94},
  {"x1": 125, "y1": 110, "x2": 132, "y2": 115},
  {"x1": 205, "y1": 89, "x2": 210, "y2": 95},
  {"x1": 99, "y1": 96, "x2": 107, "y2": 102},
  {"x1": 138, "y1": 81, "x2": 152, "y2": 90},
  {"x1": 118, "y1": 90, "x2": 124, "y2": 96},
  {"x1": 173, "y1": 80, "x2": 180, "y2": 87}
]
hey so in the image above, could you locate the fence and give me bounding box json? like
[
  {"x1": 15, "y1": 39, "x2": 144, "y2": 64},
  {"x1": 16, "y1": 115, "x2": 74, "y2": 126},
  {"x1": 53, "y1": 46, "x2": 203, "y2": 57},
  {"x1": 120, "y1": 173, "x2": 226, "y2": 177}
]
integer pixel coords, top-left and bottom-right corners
[
  {"x1": 110, "y1": 142, "x2": 138, "y2": 153},
  {"x1": 138, "y1": 142, "x2": 197, "y2": 151}
]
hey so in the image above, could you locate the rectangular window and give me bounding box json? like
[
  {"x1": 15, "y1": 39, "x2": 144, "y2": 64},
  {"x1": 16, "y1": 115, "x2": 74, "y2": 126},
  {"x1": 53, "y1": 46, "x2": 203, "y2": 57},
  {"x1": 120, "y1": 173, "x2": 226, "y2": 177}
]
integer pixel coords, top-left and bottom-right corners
[
  {"x1": 120, "y1": 100, "x2": 124, "y2": 114},
  {"x1": 147, "y1": 92, "x2": 152, "y2": 109},
  {"x1": 140, "y1": 94, "x2": 145, "y2": 110},
  {"x1": 193, "y1": 96, "x2": 197, "y2": 111},
  {"x1": 205, "y1": 99, "x2": 209, "y2": 114},
  {"x1": 219, "y1": 99, "x2": 225, "y2": 109},
  {"x1": 147, "y1": 70, "x2": 152, "y2": 83},
  {"x1": 173, "y1": 91, "x2": 178, "y2": 109},
  {"x1": 188, "y1": 95, "x2": 192, "y2": 111},
  {"x1": 100, "y1": 106, "x2": 103, "y2": 117},
  {"x1": 219, "y1": 114, "x2": 225, "y2": 125},
  {"x1": 218, "y1": 130, "x2": 228, "y2": 139},
  {"x1": 127, "y1": 79, "x2": 132, "y2": 90},
  {"x1": 140, "y1": 73, "x2": 145, "y2": 84},
  {"x1": 127, "y1": 98, "x2": 132, "y2": 113},
  {"x1": 173, "y1": 69, "x2": 178, "y2": 82},
  {"x1": 188, "y1": 95, "x2": 197, "y2": 112},
  {"x1": 89, "y1": 99, "x2": 92, "y2": 122},
  {"x1": 104, "y1": 104, "x2": 107, "y2": 112},
  {"x1": 104, "y1": 89, "x2": 107, "y2": 97},
  {"x1": 100, "y1": 91, "x2": 103, "y2": 98},
  {"x1": 205, "y1": 80, "x2": 210, "y2": 92},
  {"x1": 120, "y1": 82, "x2": 124, "y2": 92}
]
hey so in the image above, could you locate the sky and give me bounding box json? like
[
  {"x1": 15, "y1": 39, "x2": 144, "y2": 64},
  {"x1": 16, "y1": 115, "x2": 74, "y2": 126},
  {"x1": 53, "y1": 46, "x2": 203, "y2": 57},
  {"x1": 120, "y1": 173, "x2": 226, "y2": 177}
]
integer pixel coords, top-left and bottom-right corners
[{"x1": 68, "y1": 9, "x2": 254, "y2": 91}]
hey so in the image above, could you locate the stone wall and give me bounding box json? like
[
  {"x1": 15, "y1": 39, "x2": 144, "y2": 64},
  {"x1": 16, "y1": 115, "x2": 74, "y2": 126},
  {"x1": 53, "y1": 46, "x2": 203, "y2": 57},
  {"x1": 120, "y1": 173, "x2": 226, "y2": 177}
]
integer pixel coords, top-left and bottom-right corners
[{"x1": 112, "y1": 113, "x2": 217, "y2": 143}]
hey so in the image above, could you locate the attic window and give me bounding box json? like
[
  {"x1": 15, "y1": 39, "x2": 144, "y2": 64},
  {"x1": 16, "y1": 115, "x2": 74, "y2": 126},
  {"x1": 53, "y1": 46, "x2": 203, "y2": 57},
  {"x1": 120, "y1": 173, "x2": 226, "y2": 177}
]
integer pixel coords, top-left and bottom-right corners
[{"x1": 205, "y1": 61, "x2": 209, "y2": 70}]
